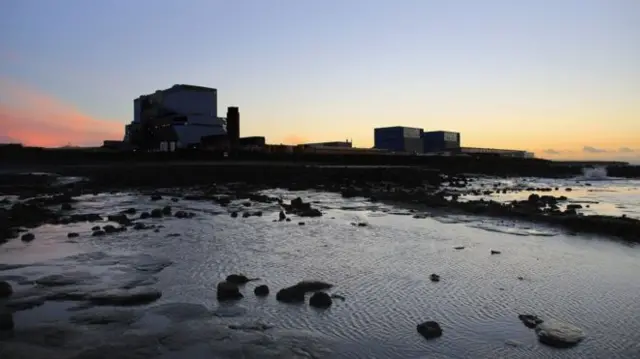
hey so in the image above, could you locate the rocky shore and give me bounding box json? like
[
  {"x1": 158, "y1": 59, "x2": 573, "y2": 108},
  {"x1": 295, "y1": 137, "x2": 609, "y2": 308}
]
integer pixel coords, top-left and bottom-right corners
[
  {"x1": 1, "y1": 163, "x2": 639, "y2": 244},
  {"x1": 3, "y1": 162, "x2": 638, "y2": 357}
]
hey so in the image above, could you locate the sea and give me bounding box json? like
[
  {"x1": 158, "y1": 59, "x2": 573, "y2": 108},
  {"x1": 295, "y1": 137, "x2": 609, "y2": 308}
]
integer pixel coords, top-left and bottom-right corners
[{"x1": 1, "y1": 168, "x2": 640, "y2": 358}]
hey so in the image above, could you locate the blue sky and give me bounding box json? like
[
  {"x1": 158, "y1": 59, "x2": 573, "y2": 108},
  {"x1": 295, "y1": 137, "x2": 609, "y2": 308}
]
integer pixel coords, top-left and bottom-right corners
[{"x1": 1, "y1": 0, "x2": 639, "y2": 161}]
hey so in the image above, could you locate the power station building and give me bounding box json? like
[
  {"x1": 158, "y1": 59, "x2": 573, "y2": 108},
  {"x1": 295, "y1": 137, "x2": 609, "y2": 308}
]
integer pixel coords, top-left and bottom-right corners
[
  {"x1": 124, "y1": 84, "x2": 226, "y2": 150},
  {"x1": 373, "y1": 126, "x2": 532, "y2": 158}
]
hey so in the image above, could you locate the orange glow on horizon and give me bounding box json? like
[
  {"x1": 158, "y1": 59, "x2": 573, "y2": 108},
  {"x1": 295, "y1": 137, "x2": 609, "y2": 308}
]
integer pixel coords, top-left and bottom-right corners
[{"x1": 0, "y1": 78, "x2": 123, "y2": 147}]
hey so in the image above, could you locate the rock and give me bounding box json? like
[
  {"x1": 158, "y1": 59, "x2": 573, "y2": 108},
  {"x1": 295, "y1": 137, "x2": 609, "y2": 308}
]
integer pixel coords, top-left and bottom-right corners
[
  {"x1": 103, "y1": 224, "x2": 118, "y2": 234},
  {"x1": 61, "y1": 203, "x2": 73, "y2": 211},
  {"x1": 276, "y1": 281, "x2": 333, "y2": 304},
  {"x1": 133, "y1": 222, "x2": 148, "y2": 230},
  {"x1": 330, "y1": 294, "x2": 346, "y2": 301},
  {"x1": 535, "y1": 319, "x2": 585, "y2": 347},
  {"x1": 229, "y1": 321, "x2": 274, "y2": 331},
  {"x1": 298, "y1": 222, "x2": 305, "y2": 226},
  {"x1": 518, "y1": 314, "x2": 543, "y2": 329},
  {"x1": 430, "y1": 274, "x2": 440, "y2": 282},
  {"x1": 254, "y1": 285, "x2": 269, "y2": 297},
  {"x1": 21, "y1": 232, "x2": 35, "y2": 242},
  {"x1": 89, "y1": 287, "x2": 162, "y2": 306},
  {"x1": 35, "y1": 271, "x2": 97, "y2": 287},
  {"x1": 107, "y1": 214, "x2": 130, "y2": 225},
  {"x1": 567, "y1": 204, "x2": 583, "y2": 210},
  {"x1": 151, "y1": 194, "x2": 162, "y2": 201},
  {"x1": 231, "y1": 211, "x2": 238, "y2": 218},
  {"x1": 92, "y1": 230, "x2": 106, "y2": 237},
  {"x1": 491, "y1": 250, "x2": 501, "y2": 255},
  {"x1": 162, "y1": 206, "x2": 172, "y2": 215},
  {"x1": 226, "y1": 274, "x2": 258, "y2": 285},
  {"x1": 517, "y1": 276, "x2": 524, "y2": 280},
  {"x1": 286, "y1": 218, "x2": 291, "y2": 222},
  {"x1": 174, "y1": 210, "x2": 194, "y2": 219},
  {"x1": 242, "y1": 212, "x2": 251, "y2": 218},
  {"x1": 276, "y1": 287, "x2": 305, "y2": 303},
  {"x1": 171, "y1": 197, "x2": 179, "y2": 202},
  {"x1": 0, "y1": 280, "x2": 13, "y2": 298},
  {"x1": 279, "y1": 210, "x2": 286, "y2": 221},
  {"x1": 309, "y1": 292, "x2": 332, "y2": 309},
  {"x1": 150, "y1": 208, "x2": 163, "y2": 218},
  {"x1": 140, "y1": 212, "x2": 150, "y2": 219},
  {"x1": 217, "y1": 281, "x2": 243, "y2": 301},
  {"x1": 505, "y1": 339, "x2": 523, "y2": 347},
  {"x1": 123, "y1": 207, "x2": 136, "y2": 214},
  {"x1": 67, "y1": 232, "x2": 79, "y2": 238},
  {"x1": 0, "y1": 311, "x2": 14, "y2": 331},
  {"x1": 454, "y1": 246, "x2": 465, "y2": 250},
  {"x1": 417, "y1": 321, "x2": 443, "y2": 339},
  {"x1": 91, "y1": 225, "x2": 101, "y2": 231}
]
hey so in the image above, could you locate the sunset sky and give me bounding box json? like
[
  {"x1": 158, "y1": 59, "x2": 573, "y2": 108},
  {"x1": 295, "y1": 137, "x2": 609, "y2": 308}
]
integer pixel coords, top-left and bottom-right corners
[{"x1": 1, "y1": 0, "x2": 639, "y2": 162}]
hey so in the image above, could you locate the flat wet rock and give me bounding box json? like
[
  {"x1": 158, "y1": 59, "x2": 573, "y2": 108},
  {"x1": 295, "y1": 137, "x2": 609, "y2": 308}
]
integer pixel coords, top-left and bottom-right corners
[
  {"x1": 88, "y1": 287, "x2": 162, "y2": 306},
  {"x1": 535, "y1": 319, "x2": 585, "y2": 348}
]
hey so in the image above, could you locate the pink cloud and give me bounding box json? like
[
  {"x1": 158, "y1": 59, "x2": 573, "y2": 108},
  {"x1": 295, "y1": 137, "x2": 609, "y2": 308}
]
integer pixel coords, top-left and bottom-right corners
[{"x1": 0, "y1": 78, "x2": 124, "y2": 147}]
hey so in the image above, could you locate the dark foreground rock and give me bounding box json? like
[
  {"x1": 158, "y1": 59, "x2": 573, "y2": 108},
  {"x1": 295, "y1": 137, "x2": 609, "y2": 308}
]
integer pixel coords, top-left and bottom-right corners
[
  {"x1": 0, "y1": 310, "x2": 14, "y2": 331},
  {"x1": 254, "y1": 285, "x2": 269, "y2": 297},
  {"x1": 535, "y1": 319, "x2": 585, "y2": 347},
  {"x1": 417, "y1": 321, "x2": 443, "y2": 339},
  {"x1": 276, "y1": 280, "x2": 333, "y2": 304},
  {"x1": 0, "y1": 280, "x2": 13, "y2": 297},
  {"x1": 309, "y1": 292, "x2": 332, "y2": 308},
  {"x1": 225, "y1": 274, "x2": 258, "y2": 285},
  {"x1": 217, "y1": 281, "x2": 243, "y2": 301},
  {"x1": 88, "y1": 287, "x2": 162, "y2": 306}
]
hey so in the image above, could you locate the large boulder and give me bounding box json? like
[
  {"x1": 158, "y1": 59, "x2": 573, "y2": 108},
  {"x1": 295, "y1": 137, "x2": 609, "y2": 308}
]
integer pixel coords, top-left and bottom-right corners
[
  {"x1": 254, "y1": 285, "x2": 269, "y2": 297},
  {"x1": 535, "y1": 319, "x2": 585, "y2": 347}
]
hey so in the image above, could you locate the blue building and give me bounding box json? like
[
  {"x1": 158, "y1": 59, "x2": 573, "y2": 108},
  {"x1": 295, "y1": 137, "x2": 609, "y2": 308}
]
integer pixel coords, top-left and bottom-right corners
[
  {"x1": 422, "y1": 131, "x2": 461, "y2": 153},
  {"x1": 374, "y1": 126, "x2": 424, "y2": 153}
]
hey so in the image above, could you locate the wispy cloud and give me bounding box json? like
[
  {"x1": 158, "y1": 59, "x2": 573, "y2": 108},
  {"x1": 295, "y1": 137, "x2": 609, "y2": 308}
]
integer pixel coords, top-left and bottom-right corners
[
  {"x1": 0, "y1": 78, "x2": 123, "y2": 147},
  {"x1": 543, "y1": 149, "x2": 561, "y2": 155},
  {"x1": 619, "y1": 147, "x2": 635, "y2": 153},
  {"x1": 583, "y1": 146, "x2": 608, "y2": 153}
]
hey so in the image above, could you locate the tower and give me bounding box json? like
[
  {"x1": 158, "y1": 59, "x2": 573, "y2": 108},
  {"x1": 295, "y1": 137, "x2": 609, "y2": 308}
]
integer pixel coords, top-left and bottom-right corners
[{"x1": 226, "y1": 107, "x2": 240, "y2": 148}]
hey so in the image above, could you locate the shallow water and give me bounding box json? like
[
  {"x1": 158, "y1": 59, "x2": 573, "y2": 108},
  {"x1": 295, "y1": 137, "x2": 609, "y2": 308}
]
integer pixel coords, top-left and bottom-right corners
[
  {"x1": 451, "y1": 176, "x2": 640, "y2": 220},
  {"x1": 2, "y1": 182, "x2": 640, "y2": 358}
]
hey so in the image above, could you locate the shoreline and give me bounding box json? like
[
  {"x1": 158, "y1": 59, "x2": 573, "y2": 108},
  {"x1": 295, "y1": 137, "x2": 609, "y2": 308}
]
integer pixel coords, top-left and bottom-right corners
[{"x1": 1, "y1": 162, "x2": 638, "y2": 244}]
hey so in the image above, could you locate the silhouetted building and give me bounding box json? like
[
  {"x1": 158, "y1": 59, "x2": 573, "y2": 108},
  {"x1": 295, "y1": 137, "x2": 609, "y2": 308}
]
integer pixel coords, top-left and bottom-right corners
[
  {"x1": 226, "y1": 107, "x2": 240, "y2": 148},
  {"x1": 238, "y1": 136, "x2": 265, "y2": 147},
  {"x1": 125, "y1": 84, "x2": 226, "y2": 150},
  {"x1": 374, "y1": 126, "x2": 424, "y2": 153},
  {"x1": 422, "y1": 131, "x2": 461, "y2": 153}
]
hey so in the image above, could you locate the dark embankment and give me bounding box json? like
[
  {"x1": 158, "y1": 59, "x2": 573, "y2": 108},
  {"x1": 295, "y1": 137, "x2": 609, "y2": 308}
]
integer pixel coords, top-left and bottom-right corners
[{"x1": 0, "y1": 145, "x2": 589, "y2": 178}]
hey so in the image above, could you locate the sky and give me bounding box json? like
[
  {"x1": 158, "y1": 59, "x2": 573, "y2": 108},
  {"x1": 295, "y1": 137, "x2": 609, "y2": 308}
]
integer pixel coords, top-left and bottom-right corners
[{"x1": 1, "y1": 0, "x2": 639, "y2": 162}]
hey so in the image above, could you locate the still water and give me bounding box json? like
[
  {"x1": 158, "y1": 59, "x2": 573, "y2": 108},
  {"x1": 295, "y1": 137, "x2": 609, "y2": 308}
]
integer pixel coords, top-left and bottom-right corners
[{"x1": 1, "y1": 178, "x2": 640, "y2": 358}]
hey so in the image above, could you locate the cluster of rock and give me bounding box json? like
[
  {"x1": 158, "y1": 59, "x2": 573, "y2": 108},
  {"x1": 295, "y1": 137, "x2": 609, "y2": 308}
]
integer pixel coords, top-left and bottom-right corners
[{"x1": 216, "y1": 275, "x2": 337, "y2": 309}]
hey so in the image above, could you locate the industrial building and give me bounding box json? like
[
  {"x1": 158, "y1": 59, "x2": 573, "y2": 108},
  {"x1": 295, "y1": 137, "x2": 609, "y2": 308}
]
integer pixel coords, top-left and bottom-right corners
[
  {"x1": 423, "y1": 131, "x2": 461, "y2": 153},
  {"x1": 124, "y1": 84, "x2": 226, "y2": 150},
  {"x1": 373, "y1": 126, "x2": 533, "y2": 158},
  {"x1": 374, "y1": 127, "x2": 424, "y2": 153}
]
